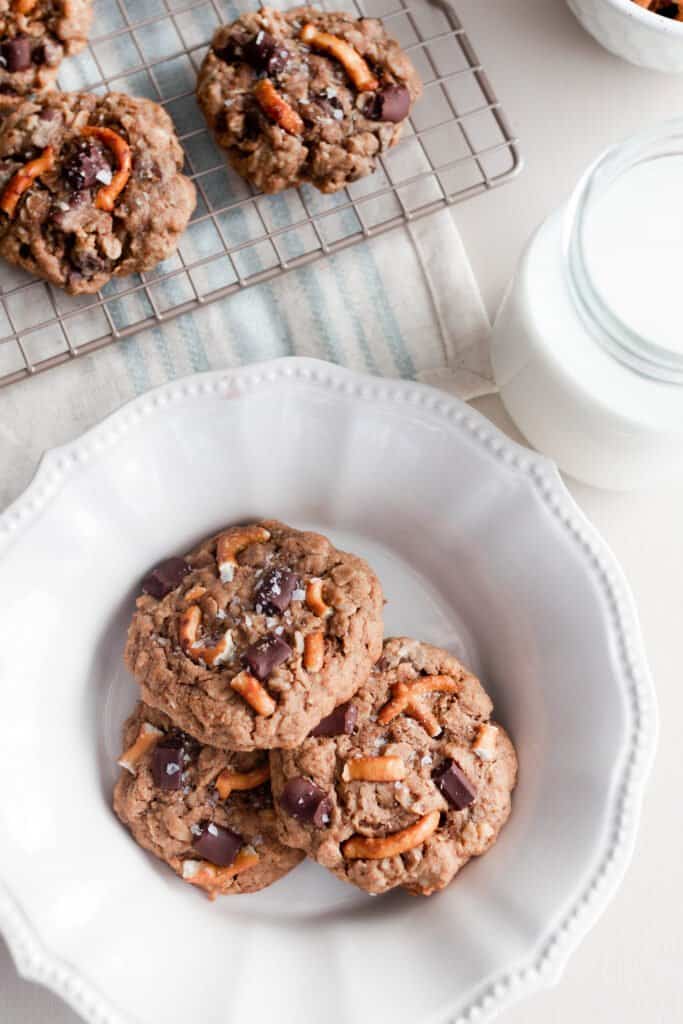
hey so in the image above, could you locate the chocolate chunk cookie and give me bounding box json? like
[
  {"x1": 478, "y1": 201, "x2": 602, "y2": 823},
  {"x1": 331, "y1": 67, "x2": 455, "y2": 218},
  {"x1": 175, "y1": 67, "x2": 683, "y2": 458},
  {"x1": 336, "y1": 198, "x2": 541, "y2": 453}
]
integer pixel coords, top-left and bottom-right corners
[
  {"x1": 270, "y1": 638, "x2": 517, "y2": 896},
  {"x1": 196, "y1": 5, "x2": 421, "y2": 194},
  {"x1": 0, "y1": 0, "x2": 93, "y2": 106},
  {"x1": 125, "y1": 521, "x2": 384, "y2": 752},
  {"x1": 113, "y1": 703, "x2": 304, "y2": 898},
  {"x1": 0, "y1": 90, "x2": 196, "y2": 293}
]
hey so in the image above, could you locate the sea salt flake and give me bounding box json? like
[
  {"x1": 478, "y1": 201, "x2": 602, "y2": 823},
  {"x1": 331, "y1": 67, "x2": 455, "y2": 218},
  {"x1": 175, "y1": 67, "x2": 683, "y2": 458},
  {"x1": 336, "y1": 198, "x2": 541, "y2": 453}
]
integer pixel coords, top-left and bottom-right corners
[
  {"x1": 292, "y1": 588, "x2": 305, "y2": 601},
  {"x1": 190, "y1": 824, "x2": 203, "y2": 836},
  {"x1": 274, "y1": 625, "x2": 284, "y2": 635},
  {"x1": 207, "y1": 823, "x2": 219, "y2": 837},
  {"x1": 332, "y1": 108, "x2": 343, "y2": 120},
  {"x1": 421, "y1": 754, "x2": 433, "y2": 767},
  {"x1": 166, "y1": 763, "x2": 181, "y2": 775},
  {"x1": 95, "y1": 167, "x2": 113, "y2": 185}
]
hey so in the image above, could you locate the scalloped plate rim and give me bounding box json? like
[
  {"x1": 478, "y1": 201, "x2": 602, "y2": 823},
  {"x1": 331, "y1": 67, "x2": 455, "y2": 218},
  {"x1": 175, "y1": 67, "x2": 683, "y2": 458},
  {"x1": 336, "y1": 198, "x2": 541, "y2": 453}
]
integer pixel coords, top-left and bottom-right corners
[{"x1": 0, "y1": 356, "x2": 658, "y2": 1024}]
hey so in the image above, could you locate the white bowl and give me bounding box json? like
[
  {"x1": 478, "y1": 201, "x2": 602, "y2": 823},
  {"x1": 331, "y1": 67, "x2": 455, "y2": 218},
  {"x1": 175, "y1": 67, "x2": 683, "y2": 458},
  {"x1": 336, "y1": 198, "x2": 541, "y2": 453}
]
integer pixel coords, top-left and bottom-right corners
[
  {"x1": 0, "y1": 358, "x2": 657, "y2": 1024},
  {"x1": 567, "y1": 0, "x2": 683, "y2": 71}
]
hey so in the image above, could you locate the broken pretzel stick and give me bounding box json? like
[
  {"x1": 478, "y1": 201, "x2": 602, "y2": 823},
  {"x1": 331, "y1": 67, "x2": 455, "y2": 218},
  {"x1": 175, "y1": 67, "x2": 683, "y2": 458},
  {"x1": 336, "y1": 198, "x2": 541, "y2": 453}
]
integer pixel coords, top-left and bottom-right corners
[
  {"x1": 253, "y1": 79, "x2": 304, "y2": 135},
  {"x1": 299, "y1": 23, "x2": 378, "y2": 92},
  {"x1": 0, "y1": 146, "x2": 55, "y2": 218},
  {"x1": 82, "y1": 125, "x2": 132, "y2": 212},
  {"x1": 306, "y1": 578, "x2": 332, "y2": 617},
  {"x1": 303, "y1": 631, "x2": 325, "y2": 672},
  {"x1": 377, "y1": 674, "x2": 464, "y2": 735},
  {"x1": 118, "y1": 722, "x2": 163, "y2": 774},
  {"x1": 231, "y1": 669, "x2": 276, "y2": 716},
  {"x1": 342, "y1": 809, "x2": 440, "y2": 860},
  {"x1": 215, "y1": 763, "x2": 270, "y2": 800},
  {"x1": 12, "y1": 0, "x2": 38, "y2": 13},
  {"x1": 472, "y1": 722, "x2": 498, "y2": 761},
  {"x1": 179, "y1": 604, "x2": 234, "y2": 667},
  {"x1": 342, "y1": 755, "x2": 406, "y2": 783},
  {"x1": 216, "y1": 525, "x2": 270, "y2": 583},
  {"x1": 182, "y1": 849, "x2": 260, "y2": 899}
]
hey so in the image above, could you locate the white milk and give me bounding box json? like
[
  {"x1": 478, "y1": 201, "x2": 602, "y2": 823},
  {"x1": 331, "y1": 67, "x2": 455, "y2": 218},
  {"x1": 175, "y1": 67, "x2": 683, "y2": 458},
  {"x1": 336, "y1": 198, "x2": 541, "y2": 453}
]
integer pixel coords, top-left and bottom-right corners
[
  {"x1": 490, "y1": 142, "x2": 683, "y2": 490},
  {"x1": 584, "y1": 156, "x2": 683, "y2": 355}
]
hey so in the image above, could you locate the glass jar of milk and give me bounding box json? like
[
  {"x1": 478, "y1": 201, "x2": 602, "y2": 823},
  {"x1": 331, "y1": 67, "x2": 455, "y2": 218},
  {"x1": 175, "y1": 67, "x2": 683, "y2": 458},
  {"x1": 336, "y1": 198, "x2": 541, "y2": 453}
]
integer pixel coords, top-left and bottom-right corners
[{"x1": 491, "y1": 121, "x2": 683, "y2": 490}]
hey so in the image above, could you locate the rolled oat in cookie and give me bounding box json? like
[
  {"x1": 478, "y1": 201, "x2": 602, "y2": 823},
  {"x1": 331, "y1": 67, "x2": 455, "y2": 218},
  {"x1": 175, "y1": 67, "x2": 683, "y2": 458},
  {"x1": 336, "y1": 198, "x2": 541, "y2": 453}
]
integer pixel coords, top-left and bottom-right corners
[
  {"x1": 270, "y1": 638, "x2": 517, "y2": 896},
  {"x1": 0, "y1": 0, "x2": 93, "y2": 107},
  {"x1": 0, "y1": 90, "x2": 196, "y2": 293},
  {"x1": 196, "y1": 5, "x2": 422, "y2": 194},
  {"x1": 125, "y1": 520, "x2": 384, "y2": 752},
  {"x1": 113, "y1": 702, "x2": 304, "y2": 898}
]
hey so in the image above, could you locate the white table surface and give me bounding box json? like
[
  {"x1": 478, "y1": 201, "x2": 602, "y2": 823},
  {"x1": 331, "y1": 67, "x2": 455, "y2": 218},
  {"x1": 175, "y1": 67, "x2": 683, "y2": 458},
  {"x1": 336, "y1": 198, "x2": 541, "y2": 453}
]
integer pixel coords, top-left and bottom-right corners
[{"x1": 2, "y1": 0, "x2": 683, "y2": 1021}]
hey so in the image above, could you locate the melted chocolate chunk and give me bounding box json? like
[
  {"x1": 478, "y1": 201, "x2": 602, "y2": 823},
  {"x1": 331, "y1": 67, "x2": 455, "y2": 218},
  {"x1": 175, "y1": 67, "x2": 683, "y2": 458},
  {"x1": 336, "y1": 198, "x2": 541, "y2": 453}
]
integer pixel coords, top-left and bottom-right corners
[
  {"x1": 254, "y1": 568, "x2": 299, "y2": 615},
  {"x1": 192, "y1": 821, "x2": 243, "y2": 867},
  {"x1": 151, "y1": 734, "x2": 186, "y2": 791},
  {"x1": 280, "y1": 777, "x2": 332, "y2": 826},
  {"x1": 309, "y1": 702, "x2": 358, "y2": 738},
  {"x1": 243, "y1": 109, "x2": 262, "y2": 141},
  {"x1": 244, "y1": 30, "x2": 290, "y2": 75},
  {"x1": 433, "y1": 760, "x2": 476, "y2": 810},
  {"x1": 244, "y1": 634, "x2": 291, "y2": 680},
  {"x1": 1, "y1": 36, "x2": 31, "y2": 73},
  {"x1": 141, "y1": 556, "x2": 190, "y2": 599},
  {"x1": 366, "y1": 84, "x2": 411, "y2": 124},
  {"x1": 62, "y1": 139, "x2": 109, "y2": 191},
  {"x1": 658, "y1": 3, "x2": 680, "y2": 17}
]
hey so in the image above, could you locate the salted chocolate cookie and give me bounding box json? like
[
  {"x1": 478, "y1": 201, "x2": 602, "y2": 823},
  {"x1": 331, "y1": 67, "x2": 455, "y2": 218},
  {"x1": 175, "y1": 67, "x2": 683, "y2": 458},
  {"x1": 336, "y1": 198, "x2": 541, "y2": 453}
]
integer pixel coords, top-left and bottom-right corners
[
  {"x1": 0, "y1": 0, "x2": 93, "y2": 105},
  {"x1": 125, "y1": 521, "x2": 384, "y2": 752},
  {"x1": 196, "y1": 5, "x2": 421, "y2": 194},
  {"x1": 113, "y1": 703, "x2": 304, "y2": 898},
  {"x1": 0, "y1": 90, "x2": 196, "y2": 293},
  {"x1": 270, "y1": 638, "x2": 517, "y2": 896}
]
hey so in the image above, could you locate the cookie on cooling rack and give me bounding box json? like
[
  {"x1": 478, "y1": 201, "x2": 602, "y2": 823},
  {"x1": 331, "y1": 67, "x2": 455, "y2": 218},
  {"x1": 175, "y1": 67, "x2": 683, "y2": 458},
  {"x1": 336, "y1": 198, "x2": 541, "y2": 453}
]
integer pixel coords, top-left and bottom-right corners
[
  {"x1": 196, "y1": 5, "x2": 422, "y2": 194},
  {"x1": 0, "y1": 90, "x2": 196, "y2": 294},
  {"x1": 270, "y1": 638, "x2": 517, "y2": 896},
  {"x1": 0, "y1": 0, "x2": 93, "y2": 104},
  {"x1": 114, "y1": 703, "x2": 304, "y2": 898},
  {"x1": 125, "y1": 520, "x2": 384, "y2": 752}
]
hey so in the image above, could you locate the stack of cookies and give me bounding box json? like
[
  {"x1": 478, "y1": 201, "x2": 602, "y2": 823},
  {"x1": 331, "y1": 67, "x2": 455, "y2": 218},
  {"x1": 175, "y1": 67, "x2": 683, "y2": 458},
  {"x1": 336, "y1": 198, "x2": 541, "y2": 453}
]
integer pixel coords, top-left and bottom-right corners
[{"x1": 114, "y1": 520, "x2": 518, "y2": 899}]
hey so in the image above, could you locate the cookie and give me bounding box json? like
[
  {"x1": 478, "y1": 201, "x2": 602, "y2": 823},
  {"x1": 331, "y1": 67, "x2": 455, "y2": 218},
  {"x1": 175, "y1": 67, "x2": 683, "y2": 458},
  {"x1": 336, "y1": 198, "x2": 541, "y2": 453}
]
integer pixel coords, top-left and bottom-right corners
[
  {"x1": 196, "y1": 5, "x2": 421, "y2": 194},
  {"x1": 113, "y1": 702, "x2": 304, "y2": 898},
  {"x1": 0, "y1": 90, "x2": 196, "y2": 293},
  {"x1": 125, "y1": 520, "x2": 384, "y2": 752},
  {"x1": 0, "y1": 0, "x2": 93, "y2": 105},
  {"x1": 270, "y1": 638, "x2": 517, "y2": 896}
]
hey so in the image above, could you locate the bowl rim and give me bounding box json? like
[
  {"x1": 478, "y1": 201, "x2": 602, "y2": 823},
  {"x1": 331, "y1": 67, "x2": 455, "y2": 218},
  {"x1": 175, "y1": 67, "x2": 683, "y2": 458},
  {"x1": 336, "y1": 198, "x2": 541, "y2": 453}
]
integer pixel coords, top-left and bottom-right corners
[
  {"x1": 603, "y1": 0, "x2": 683, "y2": 32},
  {"x1": 0, "y1": 357, "x2": 659, "y2": 1024}
]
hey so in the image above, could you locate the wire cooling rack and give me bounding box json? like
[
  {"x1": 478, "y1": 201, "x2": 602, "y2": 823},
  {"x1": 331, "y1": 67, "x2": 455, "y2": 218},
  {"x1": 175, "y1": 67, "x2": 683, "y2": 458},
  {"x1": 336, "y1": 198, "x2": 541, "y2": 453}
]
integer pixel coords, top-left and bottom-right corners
[{"x1": 0, "y1": 0, "x2": 521, "y2": 388}]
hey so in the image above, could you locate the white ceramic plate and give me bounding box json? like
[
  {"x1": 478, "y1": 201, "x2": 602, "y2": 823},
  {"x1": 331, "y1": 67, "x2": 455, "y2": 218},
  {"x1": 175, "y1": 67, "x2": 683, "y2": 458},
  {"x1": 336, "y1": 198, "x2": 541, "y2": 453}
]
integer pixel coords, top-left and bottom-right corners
[{"x1": 0, "y1": 358, "x2": 657, "y2": 1024}]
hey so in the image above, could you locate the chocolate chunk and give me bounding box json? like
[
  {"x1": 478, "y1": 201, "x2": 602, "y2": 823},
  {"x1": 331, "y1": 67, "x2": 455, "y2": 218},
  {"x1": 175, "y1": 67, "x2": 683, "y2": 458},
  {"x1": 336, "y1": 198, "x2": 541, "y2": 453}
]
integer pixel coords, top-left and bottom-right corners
[
  {"x1": 279, "y1": 777, "x2": 332, "y2": 827},
  {"x1": 309, "y1": 702, "x2": 358, "y2": 738},
  {"x1": 659, "y1": 2, "x2": 680, "y2": 16},
  {"x1": 367, "y1": 84, "x2": 411, "y2": 124},
  {"x1": 151, "y1": 734, "x2": 186, "y2": 791},
  {"x1": 254, "y1": 568, "x2": 299, "y2": 615},
  {"x1": 244, "y1": 634, "x2": 291, "y2": 680},
  {"x1": 141, "y1": 556, "x2": 190, "y2": 599},
  {"x1": 433, "y1": 760, "x2": 476, "y2": 810},
  {"x1": 62, "y1": 139, "x2": 110, "y2": 191},
  {"x1": 31, "y1": 44, "x2": 46, "y2": 66},
  {"x1": 192, "y1": 821, "x2": 243, "y2": 867},
  {"x1": 244, "y1": 30, "x2": 290, "y2": 75},
  {"x1": 1, "y1": 36, "x2": 31, "y2": 73}
]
